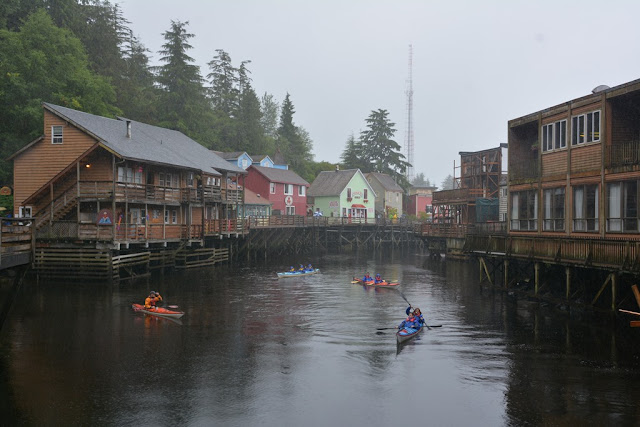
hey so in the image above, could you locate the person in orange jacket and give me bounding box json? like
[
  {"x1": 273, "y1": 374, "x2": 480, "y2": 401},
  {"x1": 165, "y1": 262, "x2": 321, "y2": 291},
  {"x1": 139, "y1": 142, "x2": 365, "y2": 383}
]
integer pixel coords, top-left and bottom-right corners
[{"x1": 144, "y1": 291, "x2": 162, "y2": 309}]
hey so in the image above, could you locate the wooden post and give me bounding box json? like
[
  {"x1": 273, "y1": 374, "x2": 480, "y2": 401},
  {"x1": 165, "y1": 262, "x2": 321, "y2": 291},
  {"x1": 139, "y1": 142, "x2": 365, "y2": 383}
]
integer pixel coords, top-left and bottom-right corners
[
  {"x1": 611, "y1": 273, "x2": 617, "y2": 312},
  {"x1": 534, "y1": 262, "x2": 540, "y2": 296},
  {"x1": 565, "y1": 267, "x2": 571, "y2": 300},
  {"x1": 504, "y1": 259, "x2": 509, "y2": 289}
]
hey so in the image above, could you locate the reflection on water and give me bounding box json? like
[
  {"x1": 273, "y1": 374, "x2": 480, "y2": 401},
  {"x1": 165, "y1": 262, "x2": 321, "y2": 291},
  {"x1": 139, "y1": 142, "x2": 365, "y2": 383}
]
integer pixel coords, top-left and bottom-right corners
[{"x1": 2, "y1": 250, "x2": 640, "y2": 426}]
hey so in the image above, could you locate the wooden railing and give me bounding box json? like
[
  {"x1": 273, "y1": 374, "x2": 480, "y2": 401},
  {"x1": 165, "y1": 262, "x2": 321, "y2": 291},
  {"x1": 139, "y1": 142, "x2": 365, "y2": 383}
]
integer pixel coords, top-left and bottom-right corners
[
  {"x1": 465, "y1": 235, "x2": 640, "y2": 270},
  {"x1": 607, "y1": 141, "x2": 640, "y2": 168},
  {"x1": 0, "y1": 218, "x2": 32, "y2": 270},
  {"x1": 35, "y1": 183, "x2": 78, "y2": 229},
  {"x1": 509, "y1": 158, "x2": 539, "y2": 181}
]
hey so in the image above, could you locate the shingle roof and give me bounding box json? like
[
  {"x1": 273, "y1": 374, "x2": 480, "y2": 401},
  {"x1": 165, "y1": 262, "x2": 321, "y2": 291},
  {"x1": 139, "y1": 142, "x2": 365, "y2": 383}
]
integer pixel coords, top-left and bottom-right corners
[
  {"x1": 213, "y1": 151, "x2": 250, "y2": 161},
  {"x1": 250, "y1": 154, "x2": 271, "y2": 162},
  {"x1": 366, "y1": 172, "x2": 403, "y2": 192},
  {"x1": 244, "y1": 187, "x2": 272, "y2": 205},
  {"x1": 249, "y1": 165, "x2": 309, "y2": 185},
  {"x1": 43, "y1": 103, "x2": 245, "y2": 176},
  {"x1": 308, "y1": 169, "x2": 359, "y2": 197}
]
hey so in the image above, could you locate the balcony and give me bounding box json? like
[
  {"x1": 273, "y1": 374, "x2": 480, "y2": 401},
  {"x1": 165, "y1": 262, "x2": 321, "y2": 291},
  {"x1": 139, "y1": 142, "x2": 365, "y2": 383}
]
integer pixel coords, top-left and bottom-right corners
[
  {"x1": 607, "y1": 141, "x2": 640, "y2": 169},
  {"x1": 509, "y1": 158, "x2": 539, "y2": 182}
]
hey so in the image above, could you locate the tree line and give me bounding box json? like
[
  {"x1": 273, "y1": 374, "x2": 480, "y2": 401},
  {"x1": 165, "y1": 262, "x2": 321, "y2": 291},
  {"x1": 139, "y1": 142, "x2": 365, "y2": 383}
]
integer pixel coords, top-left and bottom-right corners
[{"x1": 0, "y1": 0, "x2": 414, "y2": 191}]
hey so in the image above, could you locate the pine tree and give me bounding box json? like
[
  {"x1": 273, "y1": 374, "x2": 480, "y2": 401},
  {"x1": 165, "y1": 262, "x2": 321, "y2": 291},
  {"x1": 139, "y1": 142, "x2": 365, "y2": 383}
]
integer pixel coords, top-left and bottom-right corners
[{"x1": 277, "y1": 93, "x2": 312, "y2": 173}]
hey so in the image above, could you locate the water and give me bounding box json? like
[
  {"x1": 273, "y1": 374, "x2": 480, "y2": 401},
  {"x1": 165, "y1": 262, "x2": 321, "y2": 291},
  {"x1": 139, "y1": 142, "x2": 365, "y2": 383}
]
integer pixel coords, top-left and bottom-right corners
[{"x1": 2, "y1": 251, "x2": 640, "y2": 426}]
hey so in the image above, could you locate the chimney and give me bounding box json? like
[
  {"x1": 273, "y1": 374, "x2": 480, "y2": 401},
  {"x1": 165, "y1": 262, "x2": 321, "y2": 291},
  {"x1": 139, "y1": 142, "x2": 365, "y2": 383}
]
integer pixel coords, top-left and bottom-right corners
[{"x1": 126, "y1": 120, "x2": 132, "y2": 138}]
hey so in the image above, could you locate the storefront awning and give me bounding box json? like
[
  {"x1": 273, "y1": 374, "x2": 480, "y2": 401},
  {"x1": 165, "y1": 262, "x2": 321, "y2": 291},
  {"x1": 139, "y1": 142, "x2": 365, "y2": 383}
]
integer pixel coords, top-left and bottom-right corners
[{"x1": 351, "y1": 204, "x2": 366, "y2": 208}]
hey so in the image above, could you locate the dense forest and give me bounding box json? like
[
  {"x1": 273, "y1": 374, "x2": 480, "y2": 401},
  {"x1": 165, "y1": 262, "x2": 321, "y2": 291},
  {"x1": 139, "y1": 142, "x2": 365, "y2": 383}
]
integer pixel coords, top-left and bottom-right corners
[{"x1": 0, "y1": 0, "x2": 411, "y2": 192}]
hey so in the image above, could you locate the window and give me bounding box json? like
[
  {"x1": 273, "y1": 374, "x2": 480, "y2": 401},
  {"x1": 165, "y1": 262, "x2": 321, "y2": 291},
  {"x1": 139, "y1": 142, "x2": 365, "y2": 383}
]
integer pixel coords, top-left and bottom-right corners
[
  {"x1": 541, "y1": 120, "x2": 567, "y2": 152},
  {"x1": 284, "y1": 184, "x2": 293, "y2": 195},
  {"x1": 52, "y1": 126, "x2": 63, "y2": 144},
  {"x1": 543, "y1": 187, "x2": 565, "y2": 231},
  {"x1": 19, "y1": 206, "x2": 32, "y2": 218},
  {"x1": 572, "y1": 111, "x2": 600, "y2": 145},
  {"x1": 285, "y1": 206, "x2": 295, "y2": 215},
  {"x1": 607, "y1": 181, "x2": 638, "y2": 232},
  {"x1": 511, "y1": 190, "x2": 537, "y2": 230},
  {"x1": 347, "y1": 188, "x2": 352, "y2": 199},
  {"x1": 118, "y1": 166, "x2": 142, "y2": 184},
  {"x1": 241, "y1": 159, "x2": 248, "y2": 169},
  {"x1": 187, "y1": 172, "x2": 194, "y2": 187},
  {"x1": 298, "y1": 185, "x2": 305, "y2": 196},
  {"x1": 270, "y1": 183, "x2": 276, "y2": 194},
  {"x1": 574, "y1": 184, "x2": 598, "y2": 232},
  {"x1": 164, "y1": 209, "x2": 178, "y2": 224},
  {"x1": 159, "y1": 173, "x2": 176, "y2": 187},
  {"x1": 364, "y1": 189, "x2": 368, "y2": 200}
]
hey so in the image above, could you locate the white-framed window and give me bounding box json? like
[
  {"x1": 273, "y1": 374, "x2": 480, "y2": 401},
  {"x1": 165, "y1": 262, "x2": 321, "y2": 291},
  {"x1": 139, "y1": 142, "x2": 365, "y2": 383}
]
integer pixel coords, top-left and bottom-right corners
[
  {"x1": 241, "y1": 158, "x2": 248, "y2": 169},
  {"x1": 573, "y1": 184, "x2": 598, "y2": 232},
  {"x1": 285, "y1": 206, "x2": 295, "y2": 215},
  {"x1": 607, "y1": 180, "x2": 638, "y2": 232},
  {"x1": 543, "y1": 187, "x2": 565, "y2": 231},
  {"x1": 511, "y1": 190, "x2": 538, "y2": 231},
  {"x1": 51, "y1": 126, "x2": 63, "y2": 144},
  {"x1": 19, "y1": 206, "x2": 32, "y2": 218},
  {"x1": 542, "y1": 120, "x2": 567, "y2": 152},
  {"x1": 298, "y1": 185, "x2": 305, "y2": 196},
  {"x1": 572, "y1": 110, "x2": 600, "y2": 145},
  {"x1": 164, "y1": 209, "x2": 178, "y2": 224},
  {"x1": 284, "y1": 184, "x2": 293, "y2": 195},
  {"x1": 187, "y1": 172, "x2": 194, "y2": 187},
  {"x1": 270, "y1": 182, "x2": 276, "y2": 194}
]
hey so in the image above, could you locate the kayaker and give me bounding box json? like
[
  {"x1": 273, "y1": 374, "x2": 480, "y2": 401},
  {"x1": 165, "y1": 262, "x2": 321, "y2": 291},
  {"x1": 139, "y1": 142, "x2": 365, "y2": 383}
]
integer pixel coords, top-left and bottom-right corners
[
  {"x1": 289, "y1": 266, "x2": 295, "y2": 272},
  {"x1": 412, "y1": 307, "x2": 425, "y2": 326},
  {"x1": 362, "y1": 272, "x2": 372, "y2": 282},
  {"x1": 144, "y1": 292, "x2": 156, "y2": 309},
  {"x1": 152, "y1": 291, "x2": 163, "y2": 306},
  {"x1": 307, "y1": 263, "x2": 313, "y2": 271},
  {"x1": 298, "y1": 264, "x2": 305, "y2": 271},
  {"x1": 398, "y1": 308, "x2": 421, "y2": 329},
  {"x1": 374, "y1": 273, "x2": 383, "y2": 284}
]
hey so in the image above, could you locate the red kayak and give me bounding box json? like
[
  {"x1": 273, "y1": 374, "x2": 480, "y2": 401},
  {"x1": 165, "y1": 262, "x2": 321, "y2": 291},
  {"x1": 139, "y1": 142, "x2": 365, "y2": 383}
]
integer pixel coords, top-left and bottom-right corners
[
  {"x1": 132, "y1": 303, "x2": 184, "y2": 319},
  {"x1": 352, "y1": 278, "x2": 399, "y2": 288}
]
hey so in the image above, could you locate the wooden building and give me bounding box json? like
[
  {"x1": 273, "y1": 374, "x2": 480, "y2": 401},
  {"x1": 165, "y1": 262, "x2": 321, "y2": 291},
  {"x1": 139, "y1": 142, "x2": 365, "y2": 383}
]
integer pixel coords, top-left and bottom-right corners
[
  {"x1": 432, "y1": 144, "x2": 506, "y2": 226},
  {"x1": 308, "y1": 168, "x2": 376, "y2": 220},
  {"x1": 244, "y1": 165, "x2": 309, "y2": 216},
  {"x1": 11, "y1": 103, "x2": 247, "y2": 251},
  {"x1": 406, "y1": 186, "x2": 437, "y2": 220},
  {"x1": 508, "y1": 80, "x2": 640, "y2": 239},
  {"x1": 365, "y1": 172, "x2": 404, "y2": 217}
]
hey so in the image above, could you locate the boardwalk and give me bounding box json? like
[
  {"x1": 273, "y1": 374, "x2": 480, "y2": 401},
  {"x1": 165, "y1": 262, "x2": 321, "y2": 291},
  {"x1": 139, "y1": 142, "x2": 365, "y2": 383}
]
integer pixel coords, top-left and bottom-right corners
[{"x1": 0, "y1": 219, "x2": 31, "y2": 271}]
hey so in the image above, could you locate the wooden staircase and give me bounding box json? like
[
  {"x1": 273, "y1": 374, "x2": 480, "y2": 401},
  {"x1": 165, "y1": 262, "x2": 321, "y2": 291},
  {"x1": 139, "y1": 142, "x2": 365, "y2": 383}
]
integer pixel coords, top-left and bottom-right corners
[{"x1": 34, "y1": 184, "x2": 78, "y2": 230}]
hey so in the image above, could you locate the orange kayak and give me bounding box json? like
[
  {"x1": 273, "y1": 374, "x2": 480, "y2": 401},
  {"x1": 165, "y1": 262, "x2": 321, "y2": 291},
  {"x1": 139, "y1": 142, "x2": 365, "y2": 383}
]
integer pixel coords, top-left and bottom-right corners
[
  {"x1": 132, "y1": 303, "x2": 184, "y2": 319},
  {"x1": 352, "y1": 278, "x2": 399, "y2": 287}
]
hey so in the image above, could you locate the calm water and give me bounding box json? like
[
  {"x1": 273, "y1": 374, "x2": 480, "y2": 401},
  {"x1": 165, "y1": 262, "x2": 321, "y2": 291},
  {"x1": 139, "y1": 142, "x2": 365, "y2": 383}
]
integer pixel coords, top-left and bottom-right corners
[{"x1": 2, "y1": 250, "x2": 640, "y2": 426}]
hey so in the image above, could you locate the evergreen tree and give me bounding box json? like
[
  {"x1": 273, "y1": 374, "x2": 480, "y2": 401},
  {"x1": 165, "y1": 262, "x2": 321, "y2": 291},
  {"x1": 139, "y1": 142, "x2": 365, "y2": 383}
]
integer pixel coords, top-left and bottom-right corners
[
  {"x1": 340, "y1": 133, "x2": 368, "y2": 171},
  {"x1": 155, "y1": 20, "x2": 212, "y2": 145},
  {"x1": 207, "y1": 49, "x2": 238, "y2": 116},
  {"x1": 359, "y1": 109, "x2": 410, "y2": 188},
  {"x1": 441, "y1": 174, "x2": 455, "y2": 190},
  {"x1": 0, "y1": 9, "x2": 117, "y2": 183},
  {"x1": 236, "y1": 79, "x2": 266, "y2": 154},
  {"x1": 412, "y1": 172, "x2": 426, "y2": 186},
  {"x1": 260, "y1": 92, "x2": 279, "y2": 139},
  {"x1": 277, "y1": 93, "x2": 313, "y2": 173},
  {"x1": 119, "y1": 30, "x2": 158, "y2": 123}
]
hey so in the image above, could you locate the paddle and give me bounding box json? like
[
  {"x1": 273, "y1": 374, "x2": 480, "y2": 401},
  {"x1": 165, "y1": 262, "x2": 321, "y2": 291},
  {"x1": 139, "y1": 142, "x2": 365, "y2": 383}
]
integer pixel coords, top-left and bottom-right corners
[{"x1": 376, "y1": 324, "x2": 441, "y2": 331}]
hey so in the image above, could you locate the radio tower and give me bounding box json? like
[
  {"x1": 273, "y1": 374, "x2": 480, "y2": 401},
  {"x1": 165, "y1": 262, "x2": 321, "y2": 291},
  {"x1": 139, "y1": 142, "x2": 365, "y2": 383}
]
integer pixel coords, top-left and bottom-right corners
[{"x1": 404, "y1": 44, "x2": 415, "y2": 183}]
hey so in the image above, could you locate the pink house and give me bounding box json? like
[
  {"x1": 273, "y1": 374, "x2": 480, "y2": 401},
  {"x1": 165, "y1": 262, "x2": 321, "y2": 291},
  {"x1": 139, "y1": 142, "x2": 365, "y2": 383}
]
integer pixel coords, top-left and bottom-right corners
[
  {"x1": 244, "y1": 165, "x2": 309, "y2": 215},
  {"x1": 407, "y1": 186, "x2": 437, "y2": 220}
]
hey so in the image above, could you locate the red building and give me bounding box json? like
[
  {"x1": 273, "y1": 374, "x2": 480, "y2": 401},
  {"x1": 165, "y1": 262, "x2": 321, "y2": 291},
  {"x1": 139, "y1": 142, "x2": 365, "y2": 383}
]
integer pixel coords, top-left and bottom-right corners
[
  {"x1": 407, "y1": 186, "x2": 437, "y2": 220},
  {"x1": 244, "y1": 165, "x2": 309, "y2": 215}
]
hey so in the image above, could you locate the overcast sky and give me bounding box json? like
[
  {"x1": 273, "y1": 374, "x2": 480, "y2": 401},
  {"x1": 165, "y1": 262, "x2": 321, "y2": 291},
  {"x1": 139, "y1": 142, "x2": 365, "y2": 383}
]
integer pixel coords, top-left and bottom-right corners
[{"x1": 115, "y1": 0, "x2": 640, "y2": 186}]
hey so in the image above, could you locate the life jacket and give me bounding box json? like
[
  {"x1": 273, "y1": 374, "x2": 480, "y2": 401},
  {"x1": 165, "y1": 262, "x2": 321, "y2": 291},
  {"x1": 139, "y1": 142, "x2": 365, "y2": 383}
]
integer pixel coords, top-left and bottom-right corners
[{"x1": 144, "y1": 297, "x2": 154, "y2": 309}]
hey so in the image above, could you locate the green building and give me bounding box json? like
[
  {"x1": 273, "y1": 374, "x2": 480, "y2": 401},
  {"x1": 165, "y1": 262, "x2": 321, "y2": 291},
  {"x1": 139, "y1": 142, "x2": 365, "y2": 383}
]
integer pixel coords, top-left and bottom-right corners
[{"x1": 308, "y1": 168, "x2": 376, "y2": 220}]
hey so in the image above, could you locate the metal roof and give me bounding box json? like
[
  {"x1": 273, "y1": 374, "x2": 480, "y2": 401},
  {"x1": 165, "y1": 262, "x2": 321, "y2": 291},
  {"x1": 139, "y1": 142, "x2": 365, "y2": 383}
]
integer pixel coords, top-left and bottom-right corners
[
  {"x1": 248, "y1": 165, "x2": 309, "y2": 186},
  {"x1": 43, "y1": 103, "x2": 245, "y2": 176},
  {"x1": 365, "y1": 172, "x2": 403, "y2": 192},
  {"x1": 308, "y1": 169, "x2": 359, "y2": 196}
]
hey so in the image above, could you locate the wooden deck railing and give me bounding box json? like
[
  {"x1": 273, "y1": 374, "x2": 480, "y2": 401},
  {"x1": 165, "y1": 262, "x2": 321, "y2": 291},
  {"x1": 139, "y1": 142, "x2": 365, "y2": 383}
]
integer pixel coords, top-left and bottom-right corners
[
  {"x1": 0, "y1": 218, "x2": 32, "y2": 270},
  {"x1": 607, "y1": 141, "x2": 640, "y2": 168}
]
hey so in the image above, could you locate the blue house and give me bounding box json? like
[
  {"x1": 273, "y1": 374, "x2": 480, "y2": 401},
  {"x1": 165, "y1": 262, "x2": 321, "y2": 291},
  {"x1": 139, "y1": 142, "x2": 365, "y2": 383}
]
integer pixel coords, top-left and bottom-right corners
[
  {"x1": 250, "y1": 154, "x2": 275, "y2": 168},
  {"x1": 213, "y1": 151, "x2": 253, "y2": 170}
]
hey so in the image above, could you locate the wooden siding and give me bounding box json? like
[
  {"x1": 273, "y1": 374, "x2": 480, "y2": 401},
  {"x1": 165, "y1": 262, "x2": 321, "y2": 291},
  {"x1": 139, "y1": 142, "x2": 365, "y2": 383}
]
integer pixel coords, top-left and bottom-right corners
[
  {"x1": 81, "y1": 155, "x2": 112, "y2": 181},
  {"x1": 541, "y1": 150, "x2": 567, "y2": 178},
  {"x1": 570, "y1": 143, "x2": 601, "y2": 174},
  {"x1": 13, "y1": 111, "x2": 96, "y2": 214}
]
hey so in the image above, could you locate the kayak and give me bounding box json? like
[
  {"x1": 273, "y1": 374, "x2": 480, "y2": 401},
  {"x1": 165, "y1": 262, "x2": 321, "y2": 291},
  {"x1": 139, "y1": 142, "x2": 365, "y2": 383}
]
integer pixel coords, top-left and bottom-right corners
[
  {"x1": 277, "y1": 268, "x2": 320, "y2": 278},
  {"x1": 352, "y1": 278, "x2": 399, "y2": 287},
  {"x1": 132, "y1": 303, "x2": 184, "y2": 319},
  {"x1": 396, "y1": 324, "x2": 423, "y2": 344}
]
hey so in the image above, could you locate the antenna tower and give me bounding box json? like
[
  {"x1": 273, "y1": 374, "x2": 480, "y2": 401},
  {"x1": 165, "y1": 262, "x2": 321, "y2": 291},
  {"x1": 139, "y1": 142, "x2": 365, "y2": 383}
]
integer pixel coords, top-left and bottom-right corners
[{"x1": 404, "y1": 44, "x2": 415, "y2": 182}]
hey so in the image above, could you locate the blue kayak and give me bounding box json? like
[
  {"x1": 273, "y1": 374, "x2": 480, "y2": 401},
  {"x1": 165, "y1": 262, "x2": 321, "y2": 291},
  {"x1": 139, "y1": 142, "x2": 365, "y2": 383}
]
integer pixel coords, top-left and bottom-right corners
[
  {"x1": 396, "y1": 324, "x2": 423, "y2": 344},
  {"x1": 277, "y1": 268, "x2": 320, "y2": 278}
]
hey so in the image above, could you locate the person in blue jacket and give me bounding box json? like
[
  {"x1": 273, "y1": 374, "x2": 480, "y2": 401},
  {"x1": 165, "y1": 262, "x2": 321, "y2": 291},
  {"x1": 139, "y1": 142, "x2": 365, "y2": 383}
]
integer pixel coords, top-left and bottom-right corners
[
  {"x1": 306, "y1": 263, "x2": 314, "y2": 272},
  {"x1": 374, "y1": 273, "x2": 383, "y2": 284},
  {"x1": 399, "y1": 307, "x2": 424, "y2": 330},
  {"x1": 362, "y1": 272, "x2": 372, "y2": 282}
]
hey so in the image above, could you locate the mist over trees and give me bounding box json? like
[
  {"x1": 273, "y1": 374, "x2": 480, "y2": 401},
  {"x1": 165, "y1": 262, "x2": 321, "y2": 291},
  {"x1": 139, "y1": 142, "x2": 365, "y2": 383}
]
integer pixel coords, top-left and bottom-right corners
[{"x1": 0, "y1": 0, "x2": 322, "y2": 185}]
